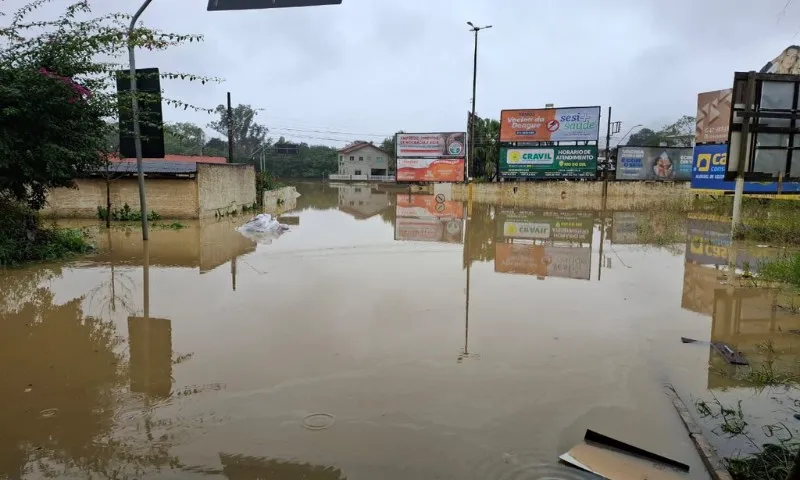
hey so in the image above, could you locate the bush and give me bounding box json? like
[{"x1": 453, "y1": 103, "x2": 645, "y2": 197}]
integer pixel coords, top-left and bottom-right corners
[
  {"x1": 97, "y1": 204, "x2": 161, "y2": 222},
  {"x1": 256, "y1": 171, "x2": 283, "y2": 195},
  {"x1": 0, "y1": 201, "x2": 92, "y2": 267},
  {"x1": 759, "y1": 253, "x2": 800, "y2": 288}
]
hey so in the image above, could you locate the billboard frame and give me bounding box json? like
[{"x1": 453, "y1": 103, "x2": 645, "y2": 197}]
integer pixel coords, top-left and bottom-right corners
[
  {"x1": 499, "y1": 105, "x2": 602, "y2": 144},
  {"x1": 498, "y1": 145, "x2": 598, "y2": 180},
  {"x1": 724, "y1": 71, "x2": 800, "y2": 182}
]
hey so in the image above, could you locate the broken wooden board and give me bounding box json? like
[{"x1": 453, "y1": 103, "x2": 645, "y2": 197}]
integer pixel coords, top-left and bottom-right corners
[
  {"x1": 560, "y1": 442, "x2": 689, "y2": 480},
  {"x1": 711, "y1": 342, "x2": 748, "y2": 365}
]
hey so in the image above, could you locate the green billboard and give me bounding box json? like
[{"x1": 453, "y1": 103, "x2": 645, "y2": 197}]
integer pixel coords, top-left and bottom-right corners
[
  {"x1": 499, "y1": 146, "x2": 598, "y2": 179},
  {"x1": 496, "y1": 210, "x2": 595, "y2": 243}
]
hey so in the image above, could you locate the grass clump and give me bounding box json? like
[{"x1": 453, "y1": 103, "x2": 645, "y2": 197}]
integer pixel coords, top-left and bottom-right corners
[
  {"x1": 0, "y1": 201, "x2": 93, "y2": 267},
  {"x1": 727, "y1": 443, "x2": 799, "y2": 480},
  {"x1": 694, "y1": 196, "x2": 800, "y2": 245},
  {"x1": 760, "y1": 254, "x2": 800, "y2": 288}
]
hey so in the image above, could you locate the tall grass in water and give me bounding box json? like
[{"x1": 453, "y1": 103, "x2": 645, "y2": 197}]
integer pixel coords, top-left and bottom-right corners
[
  {"x1": 0, "y1": 201, "x2": 93, "y2": 267},
  {"x1": 693, "y1": 196, "x2": 800, "y2": 245}
]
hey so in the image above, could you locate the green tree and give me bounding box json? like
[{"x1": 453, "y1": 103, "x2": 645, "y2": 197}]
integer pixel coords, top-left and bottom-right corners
[
  {"x1": 164, "y1": 122, "x2": 207, "y2": 155},
  {"x1": 380, "y1": 131, "x2": 404, "y2": 173},
  {"x1": 0, "y1": 0, "x2": 209, "y2": 210},
  {"x1": 626, "y1": 116, "x2": 696, "y2": 147},
  {"x1": 471, "y1": 115, "x2": 501, "y2": 179},
  {"x1": 208, "y1": 104, "x2": 268, "y2": 159}
]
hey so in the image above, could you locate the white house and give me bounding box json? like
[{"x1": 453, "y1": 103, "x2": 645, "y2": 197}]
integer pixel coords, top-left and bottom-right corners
[{"x1": 334, "y1": 142, "x2": 391, "y2": 180}]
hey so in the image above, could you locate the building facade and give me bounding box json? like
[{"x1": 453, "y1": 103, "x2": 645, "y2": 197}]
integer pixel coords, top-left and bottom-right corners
[{"x1": 337, "y1": 142, "x2": 390, "y2": 177}]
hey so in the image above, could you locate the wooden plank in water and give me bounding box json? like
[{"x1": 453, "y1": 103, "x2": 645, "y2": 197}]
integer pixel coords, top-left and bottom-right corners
[{"x1": 711, "y1": 342, "x2": 748, "y2": 365}]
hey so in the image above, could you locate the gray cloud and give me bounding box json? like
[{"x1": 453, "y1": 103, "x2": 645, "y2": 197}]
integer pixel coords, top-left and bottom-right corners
[{"x1": 4, "y1": 0, "x2": 800, "y2": 145}]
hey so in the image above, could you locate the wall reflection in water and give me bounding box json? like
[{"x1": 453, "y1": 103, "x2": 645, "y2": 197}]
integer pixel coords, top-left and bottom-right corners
[{"x1": 219, "y1": 454, "x2": 346, "y2": 480}]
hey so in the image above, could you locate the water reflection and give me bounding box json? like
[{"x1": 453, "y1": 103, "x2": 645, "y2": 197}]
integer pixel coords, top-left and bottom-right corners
[
  {"x1": 395, "y1": 194, "x2": 464, "y2": 244},
  {"x1": 218, "y1": 454, "x2": 346, "y2": 479}
]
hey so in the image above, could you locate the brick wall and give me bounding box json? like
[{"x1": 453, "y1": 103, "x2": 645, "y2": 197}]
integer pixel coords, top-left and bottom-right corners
[
  {"x1": 43, "y1": 177, "x2": 199, "y2": 219},
  {"x1": 197, "y1": 163, "x2": 256, "y2": 219}
]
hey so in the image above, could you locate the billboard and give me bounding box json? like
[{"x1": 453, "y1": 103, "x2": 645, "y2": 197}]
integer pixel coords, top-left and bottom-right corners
[
  {"x1": 396, "y1": 133, "x2": 466, "y2": 158},
  {"x1": 499, "y1": 146, "x2": 598, "y2": 179},
  {"x1": 500, "y1": 106, "x2": 601, "y2": 143},
  {"x1": 494, "y1": 243, "x2": 591, "y2": 280},
  {"x1": 496, "y1": 210, "x2": 594, "y2": 243},
  {"x1": 396, "y1": 158, "x2": 465, "y2": 182},
  {"x1": 696, "y1": 89, "x2": 732, "y2": 145},
  {"x1": 394, "y1": 194, "x2": 464, "y2": 244},
  {"x1": 691, "y1": 144, "x2": 800, "y2": 193},
  {"x1": 685, "y1": 215, "x2": 773, "y2": 269},
  {"x1": 617, "y1": 147, "x2": 693, "y2": 181}
]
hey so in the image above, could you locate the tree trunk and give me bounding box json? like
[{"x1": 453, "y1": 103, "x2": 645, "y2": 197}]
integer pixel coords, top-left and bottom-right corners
[{"x1": 786, "y1": 448, "x2": 800, "y2": 480}]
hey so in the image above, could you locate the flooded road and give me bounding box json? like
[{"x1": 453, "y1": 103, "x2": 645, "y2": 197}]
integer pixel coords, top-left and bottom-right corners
[{"x1": 2, "y1": 182, "x2": 798, "y2": 479}]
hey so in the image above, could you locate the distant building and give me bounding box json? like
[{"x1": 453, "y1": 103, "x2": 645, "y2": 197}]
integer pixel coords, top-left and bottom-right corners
[{"x1": 337, "y1": 142, "x2": 390, "y2": 177}]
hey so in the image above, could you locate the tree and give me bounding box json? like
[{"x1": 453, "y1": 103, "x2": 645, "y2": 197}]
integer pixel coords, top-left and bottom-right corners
[
  {"x1": 164, "y1": 122, "x2": 206, "y2": 155},
  {"x1": 380, "y1": 131, "x2": 404, "y2": 173},
  {"x1": 208, "y1": 104, "x2": 268, "y2": 159},
  {"x1": 626, "y1": 116, "x2": 696, "y2": 147},
  {"x1": 471, "y1": 115, "x2": 501, "y2": 179},
  {"x1": 0, "y1": 0, "x2": 210, "y2": 210}
]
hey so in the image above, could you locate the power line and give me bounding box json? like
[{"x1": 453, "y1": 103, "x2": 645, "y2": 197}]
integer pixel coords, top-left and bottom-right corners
[{"x1": 266, "y1": 125, "x2": 391, "y2": 138}]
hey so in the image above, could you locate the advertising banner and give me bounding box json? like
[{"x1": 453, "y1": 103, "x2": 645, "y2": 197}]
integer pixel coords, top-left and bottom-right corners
[
  {"x1": 500, "y1": 106, "x2": 601, "y2": 143},
  {"x1": 396, "y1": 158, "x2": 465, "y2": 182},
  {"x1": 396, "y1": 132, "x2": 467, "y2": 158},
  {"x1": 696, "y1": 89, "x2": 732, "y2": 145},
  {"x1": 617, "y1": 147, "x2": 693, "y2": 181},
  {"x1": 685, "y1": 215, "x2": 771, "y2": 269},
  {"x1": 496, "y1": 210, "x2": 594, "y2": 243},
  {"x1": 396, "y1": 195, "x2": 464, "y2": 218},
  {"x1": 610, "y1": 212, "x2": 640, "y2": 244},
  {"x1": 499, "y1": 146, "x2": 598, "y2": 179},
  {"x1": 494, "y1": 243, "x2": 591, "y2": 280},
  {"x1": 691, "y1": 144, "x2": 800, "y2": 193}
]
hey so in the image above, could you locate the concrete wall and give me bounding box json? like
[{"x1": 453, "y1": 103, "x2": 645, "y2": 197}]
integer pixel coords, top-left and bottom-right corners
[
  {"x1": 452, "y1": 181, "x2": 696, "y2": 210},
  {"x1": 262, "y1": 186, "x2": 299, "y2": 211},
  {"x1": 197, "y1": 163, "x2": 256, "y2": 219},
  {"x1": 338, "y1": 146, "x2": 389, "y2": 175},
  {"x1": 43, "y1": 178, "x2": 199, "y2": 219}
]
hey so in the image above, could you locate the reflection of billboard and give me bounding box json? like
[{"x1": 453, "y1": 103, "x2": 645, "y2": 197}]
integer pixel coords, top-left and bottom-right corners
[
  {"x1": 681, "y1": 262, "x2": 722, "y2": 316},
  {"x1": 395, "y1": 194, "x2": 464, "y2": 244},
  {"x1": 685, "y1": 216, "x2": 771, "y2": 270},
  {"x1": 696, "y1": 89, "x2": 732, "y2": 145},
  {"x1": 499, "y1": 146, "x2": 598, "y2": 179},
  {"x1": 494, "y1": 243, "x2": 591, "y2": 280},
  {"x1": 128, "y1": 317, "x2": 172, "y2": 399},
  {"x1": 617, "y1": 147, "x2": 693, "y2": 181},
  {"x1": 500, "y1": 106, "x2": 601, "y2": 142},
  {"x1": 395, "y1": 217, "x2": 463, "y2": 243},
  {"x1": 396, "y1": 158, "x2": 465, "y2": 182},
  {"x1": 396, "y1": 132, "x2": 466, "y2": 158},
  {"x1": 496, "y1": 210, "x2": 594, "y2": 243},
  {"x1": 610, "y1": 212, "x2": 640, "y2": 244},
  {"x1": 691, "y1": 144, "x2": 800, "y2": 193},
  {"x1": 396, "y1": 195, "x2": 464, "y2": 218}
]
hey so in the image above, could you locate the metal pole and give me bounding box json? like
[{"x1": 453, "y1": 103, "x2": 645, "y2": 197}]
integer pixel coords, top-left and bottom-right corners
[
  {"x1": 227, "y1": 92, "x2": 234, "y2": 163},
  {"x1": 604, "y1": 107, "x2": 612, "y2": 202},
  {"x1": 469, "y1": 28, "x2": 478, "y2": 180},
  {"x1": 731, "y1": 72, "x2": 756, "y2": 233},
  {"x1": 127, "y1": 0, "x2": 155, "y2": 241}
]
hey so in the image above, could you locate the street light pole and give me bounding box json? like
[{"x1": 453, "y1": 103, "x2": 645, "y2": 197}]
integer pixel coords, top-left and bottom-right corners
[
  {"x1": 128, "y1": 0, "x2": 155, "y2": 241},
  {"x1": 467, "y1": 21, "x2": 491, "y2": 181},
  {"x1": 616, "y1": 124, "x2": 644, "y2": 147}
]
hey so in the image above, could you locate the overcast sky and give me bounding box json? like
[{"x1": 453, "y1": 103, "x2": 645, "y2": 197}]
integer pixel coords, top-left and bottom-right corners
[{"x1": 8, "y1": 0, "x2": 800, "y2": 146}]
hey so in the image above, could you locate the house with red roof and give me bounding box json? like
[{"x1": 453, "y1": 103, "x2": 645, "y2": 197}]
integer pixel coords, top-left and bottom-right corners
[{"x1": 335, "y1": 142, "x2": 391, "y2": 180}]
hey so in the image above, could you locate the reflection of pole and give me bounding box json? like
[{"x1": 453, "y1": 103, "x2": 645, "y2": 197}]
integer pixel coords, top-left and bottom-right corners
[
  {"x1": 232, "y1": 255, "x2": 237, "y2": 291},
  {"x1": 462, "y1": 203, "x2": 471, "y2": 361},
  {"x1": 597, "y1": 212, "x2": 606, "y2": 281},
  {"x1": 603, "y1": 107, "x2": 612, "y2": 208},
  {"x1": 143, "y1": 241, "x2": 150, "y2": 319},
  {"x1": 731, "y1": 72, "x2": 756, "y2": 234}
]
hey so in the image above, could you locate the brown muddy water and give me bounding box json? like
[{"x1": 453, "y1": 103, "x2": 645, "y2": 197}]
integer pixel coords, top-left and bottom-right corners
[{"x1": 2, "y1": 182, "x2": 799, "y2": 479}]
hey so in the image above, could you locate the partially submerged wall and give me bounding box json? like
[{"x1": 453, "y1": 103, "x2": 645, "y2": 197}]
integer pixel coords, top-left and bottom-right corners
[
  {"x1": 197, "y1": 163, "x2": 256, "y2": 218},
  {"x1": 452, "y1": 181, "x2": 696, "y2": 210},
  {"x1": 262, "y1": 186, "x2": 299, "y2": 211},
  {"x1": 43, "y1": 178, "x2": 199, "y2": 219}
]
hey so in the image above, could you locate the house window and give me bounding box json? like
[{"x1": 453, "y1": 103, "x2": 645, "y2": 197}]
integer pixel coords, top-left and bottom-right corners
[
  {"x1": 376, "y1": 156, "x2": 383, "y2": 163},
  {"x1": 350, "y1": 156, "x2": 355, "y2": 161},
  {"x1": 359, "y1": 156, "x2": 364, "y2": 161},
  {"x1": 355, "y1": 170, "x2": 362, "y2": 175},
  {"x1": 359, "y1": 201, "x2": 364, "y2": 206},
  {"x1": 354, "y1": 187, "x2": 362, "y2": 193},
  {"x1": 350, "y1": 201, "x2": 355, "y2": 206},
  {"x1": 339, "y1": 155, "x2": 343, "y2": 161}
]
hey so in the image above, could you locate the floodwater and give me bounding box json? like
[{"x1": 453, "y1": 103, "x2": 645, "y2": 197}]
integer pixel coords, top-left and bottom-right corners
[{"x1": 2, "y1": 182, "x2": 799, "y2": 479}]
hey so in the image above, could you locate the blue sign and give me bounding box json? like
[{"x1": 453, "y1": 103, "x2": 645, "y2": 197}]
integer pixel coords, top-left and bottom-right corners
[{"x1": 691, "y1": 144, "x2": 800, "y2": 193}]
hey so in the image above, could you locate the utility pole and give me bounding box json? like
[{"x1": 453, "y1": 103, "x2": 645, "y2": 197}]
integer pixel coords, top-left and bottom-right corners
[
  {"x1": 127, "y1": 0, "x2": 155, "y2": 241},
  {"x1": 227, "y1": 92, "x2": 234, "y2": 163},
  {"x1": 467, "y1": 21, "x2": 492, "y2": 180}
]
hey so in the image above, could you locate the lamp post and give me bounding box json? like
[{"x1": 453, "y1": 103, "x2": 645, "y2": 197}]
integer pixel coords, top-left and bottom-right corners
[
  {"x1": 125, "y1": 0, "x2": 340, "y2": 240},
  {"x1": 467, "y1": 21, "x2": 492, "y2": 180},
  {"x1": 616, "y1": 124, "x2": 644, "y2": 147}
]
